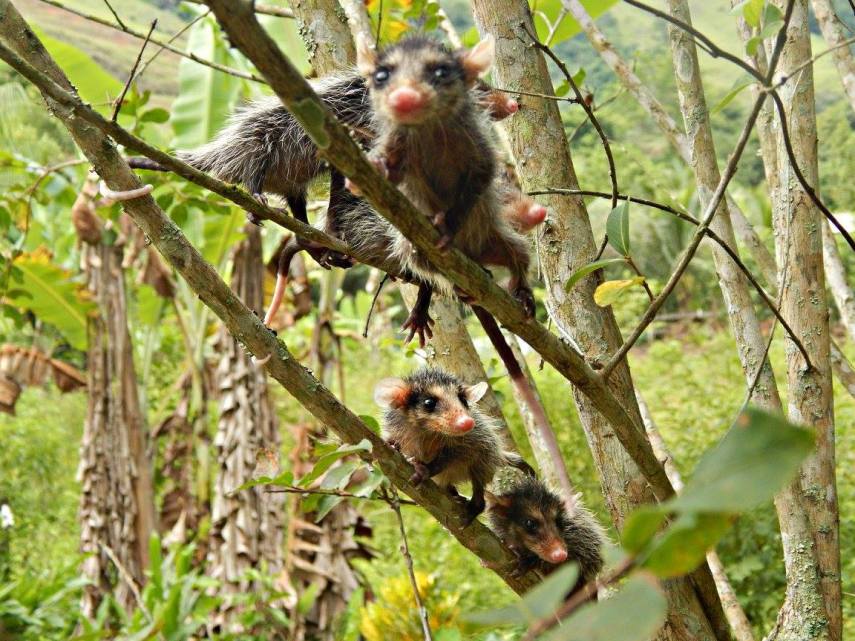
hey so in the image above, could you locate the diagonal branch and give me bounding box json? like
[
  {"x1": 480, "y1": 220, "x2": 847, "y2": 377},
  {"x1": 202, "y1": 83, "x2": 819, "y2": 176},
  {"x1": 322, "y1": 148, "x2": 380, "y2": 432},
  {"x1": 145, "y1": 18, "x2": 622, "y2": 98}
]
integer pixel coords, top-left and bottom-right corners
[{"x1": 0, "y1": 5, "x2": 543, "y2": 594}]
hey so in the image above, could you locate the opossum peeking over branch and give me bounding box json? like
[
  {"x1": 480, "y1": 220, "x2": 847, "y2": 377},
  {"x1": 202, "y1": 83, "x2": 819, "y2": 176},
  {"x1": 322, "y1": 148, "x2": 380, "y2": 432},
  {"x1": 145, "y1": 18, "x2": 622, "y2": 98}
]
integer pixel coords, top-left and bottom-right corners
[
  {"x1": 486, "y1": 477, "x2": 605, "y2": 596},
  {"x1": 375, "y1": 367, "x2": 535, "y2": 524}
]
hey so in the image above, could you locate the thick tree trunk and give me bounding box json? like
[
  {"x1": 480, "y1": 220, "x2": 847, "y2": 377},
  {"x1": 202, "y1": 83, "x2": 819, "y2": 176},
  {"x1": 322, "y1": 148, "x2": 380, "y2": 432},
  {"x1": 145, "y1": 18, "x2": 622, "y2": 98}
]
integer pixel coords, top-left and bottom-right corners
[
  {"x1": 769, "y1": 2, "x2": 840, "y2": 638},
  {"x1": 810, "y1": 0, "x2": 855, "y2": 111},
  {"x1": 73, "y1": 187, "x2": 155, "y2": 617},
  {"x1": 207, "y1": 225, "x2": 284, "y2": 623},
  {"x1": 470, "y1": 3, "x2": 728, "y2": 639}
]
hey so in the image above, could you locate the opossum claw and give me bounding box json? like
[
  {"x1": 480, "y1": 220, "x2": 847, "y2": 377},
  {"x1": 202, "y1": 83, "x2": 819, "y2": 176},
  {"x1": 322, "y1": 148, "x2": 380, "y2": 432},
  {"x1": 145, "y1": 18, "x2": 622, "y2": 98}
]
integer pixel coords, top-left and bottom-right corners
[
  {"x1": 432, "y1": 211, "x2": 454, "y2": 250},
  {"x1": 252, "y1": 353, "x2": 273, "y2": 366},
  {"x1": 409, "y1": 460, "x2": 430, "y2": 486},
  {"x1": 401, "y1": 306, "x2": 435, "y2": 347},
  {"x1": 513, "y1": 286, "x2": 536, "y2": 318},
  {"x1": 246, "y1": 193, "x2": 268, "y2": 226}
]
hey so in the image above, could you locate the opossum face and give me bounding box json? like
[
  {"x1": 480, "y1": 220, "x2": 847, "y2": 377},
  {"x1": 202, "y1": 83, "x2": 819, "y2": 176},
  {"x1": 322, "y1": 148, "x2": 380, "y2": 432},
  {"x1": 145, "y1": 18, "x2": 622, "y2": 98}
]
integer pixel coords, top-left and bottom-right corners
[
  {"x1": 487, "y1": 480, "x2": 570, "y2": 565},
  {"x1": 358, "y1": 35, "x2": 494, "y2": 126},
  {"x1": 374, "y1": 369, "x2": 489, "y2": 436}
]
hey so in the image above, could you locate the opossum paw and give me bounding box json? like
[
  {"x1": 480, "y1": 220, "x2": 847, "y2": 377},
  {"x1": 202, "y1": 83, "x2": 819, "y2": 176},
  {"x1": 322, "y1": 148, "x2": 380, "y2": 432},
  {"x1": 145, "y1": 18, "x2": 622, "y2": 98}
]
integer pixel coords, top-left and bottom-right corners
[
  {"x1": 513, "y1": 286, "x2": 536, "y2": 318},
  {"x1": 452, "y1": 286, "x2": 477, "y2": 305},
  {"x1": 386, "y1": 439, "x2": 402, "y2": 452},
  {"x1": 344, "y1": 177, "x2": 362, "y2": 197},
  {"x1": 401, "y1": 308, "x2": 435, "y2": 347},
  {"x1": 432, "y1": 212, "x2": 453, "y2": 250},
  {"x1": 319, "y1": 250, "x2": 354, "y2": 270},
  {"x1": 246, "y1": 211, "x2": 265, "y2": 226},
  {"x1": 409, "y1": 461, "x2": 430, "y2": 486}
]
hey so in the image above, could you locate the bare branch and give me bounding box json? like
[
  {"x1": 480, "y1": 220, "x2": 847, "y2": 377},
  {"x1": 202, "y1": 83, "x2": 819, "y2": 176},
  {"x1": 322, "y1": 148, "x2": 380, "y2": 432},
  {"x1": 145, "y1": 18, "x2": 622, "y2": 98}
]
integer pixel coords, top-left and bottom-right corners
[
  {"x1": 36, "y1": 0, "x2": 266, "y2": 84},
  {"x1": 111, "y1": 19, "x2": 156, "y2": 122},
  {"x1": 184, "y1": 0, "x2": 294, "y2": 18}
]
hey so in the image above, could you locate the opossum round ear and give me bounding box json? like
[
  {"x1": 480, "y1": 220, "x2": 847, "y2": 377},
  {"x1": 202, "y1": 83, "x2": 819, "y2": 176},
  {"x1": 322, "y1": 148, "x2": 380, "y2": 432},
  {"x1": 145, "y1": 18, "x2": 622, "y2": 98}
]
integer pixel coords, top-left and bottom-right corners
[
  {"x1": 485, "y1": 490, "x2": 512, "y2": 510},
  {"x1": 464, "y1": 381, "x2": 489, "y2": 404},
  {"x1": 356, "y1": 33, "x2": 378, "y2": 77},
  {"x1": 461, "y1": 34, "x2": 495, "y2": 83},
  {"x1": 374, "y1": 377, "x2": 409, "y2": 408}
]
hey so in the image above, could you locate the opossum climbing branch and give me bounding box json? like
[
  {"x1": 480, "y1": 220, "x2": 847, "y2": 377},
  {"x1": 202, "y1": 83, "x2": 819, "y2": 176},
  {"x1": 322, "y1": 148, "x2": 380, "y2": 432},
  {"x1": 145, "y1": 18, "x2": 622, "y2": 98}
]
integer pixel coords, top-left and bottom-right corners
[
  {"x1": 0, "y1": 2, "x2": 543, "y2": 593},
  {"x1": 199, "y1": 0, "x2": 676, "y2": 502}
]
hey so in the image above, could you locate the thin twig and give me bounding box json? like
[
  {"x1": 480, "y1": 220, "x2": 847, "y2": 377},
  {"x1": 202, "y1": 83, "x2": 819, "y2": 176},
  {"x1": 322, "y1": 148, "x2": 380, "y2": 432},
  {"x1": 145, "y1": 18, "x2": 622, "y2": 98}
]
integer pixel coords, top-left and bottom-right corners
[
  {"x1": 263, "y1": 484, "x2": 418, "y2": 505},
  {"x1": 111, "y1": 19, "x2": 156, "y2": 122},
  {"x1": 522, "y1": 22, "x2": 619, "y2": 210},
  {"x1": 626, "y1": 254, "x2": 654, "y2": 301},
  {"x1": 773, "y1": 36, "x2": 855, "y2": 88},
  {"x1": 183, "y1": 0, "x2": 294, "y2": 18},
  {"x1": 536, "y1": 188, "x2": 811, "y2": 379},
  {"x1": 100, "y1": 0, "x2": 125, "y2": 29},
  {"x1": 99, "y1": 542, "x2": 151, "y2": 622},
  {"x1": 623, "y1": 0, "x2": 855, "y2": 254},
  {"x1": 133, "y1": 10, "x2": 209, "y2": 84},
  {"x1": 36, "y1": 0, "x2": 265, "y2": 84},
  {"x1": 491, "y1": 85, "x2": 580, "y2": 103},
  {"x1": 602, "y1": 0, "x2": 809, "y2": 378},
  {"x1": 363, "y1": 272, "x2": 390, "y2": 338},
  {"x1": 568, "y1": 87, "x2": 624, "y2": 143},
  {"x1": 387, "y1": 486, "x2": 434, "y2": 641}
]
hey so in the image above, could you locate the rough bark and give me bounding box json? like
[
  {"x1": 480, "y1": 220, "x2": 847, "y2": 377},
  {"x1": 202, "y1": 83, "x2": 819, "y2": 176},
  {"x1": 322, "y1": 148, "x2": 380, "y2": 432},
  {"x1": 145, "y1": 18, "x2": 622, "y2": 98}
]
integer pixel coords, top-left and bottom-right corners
[
  {"x1": 207, "y1": 225, "x2": 284, "y2": 624},
  {"x1": 769, "y1": 2, "x2": 840, "y2": 638},
  {"x1": 810, "y1": 0, "x2": 855, "y2": 111},
  {"x1": 289, "y1": 0, "x2": 355, "y2": 75},
  {"x1": 470, "y1": 3, "x2": 728, "y2": 639},
  {"x1": 72, "y1": 184, "x2": 155, "y2": 617}
]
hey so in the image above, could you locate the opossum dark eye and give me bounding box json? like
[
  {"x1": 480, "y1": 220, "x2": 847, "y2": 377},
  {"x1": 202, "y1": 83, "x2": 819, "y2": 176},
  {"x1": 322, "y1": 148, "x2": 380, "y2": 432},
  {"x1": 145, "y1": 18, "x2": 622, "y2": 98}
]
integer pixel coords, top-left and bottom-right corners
[
  {"x1": 422, "y1": 397, "x2": 437, "y2": 412},
  {"x1": 524, "y1": 518, "x2": 538, "y2": 533},
  {"x1": 458, "y1": 392, "x2": 468, "y2": 408},
  {"x1": 433, "y1": 65, "x2": 449, "y2": 79},
  {"x1": 373, "y1": 67, "x2": 391, "y2": 85}
]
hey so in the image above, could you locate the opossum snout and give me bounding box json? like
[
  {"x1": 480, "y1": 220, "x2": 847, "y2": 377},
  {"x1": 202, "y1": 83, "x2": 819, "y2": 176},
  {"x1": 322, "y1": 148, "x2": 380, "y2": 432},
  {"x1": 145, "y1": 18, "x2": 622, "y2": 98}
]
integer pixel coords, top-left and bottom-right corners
[
  {"x1": 504, "y1": 98, "x2": 519, "y2": 114},
  {"x1": 547, "y1": 544, "x2": 568, "y2": 563},
  {"x1": 452, "y1": 413, "x2": 475, "y2": 433},
  {"x1": 387, "y1": 87, "x2": 427, "y2": 117},
  {"x1": 524, "y1": 203, "x2": 547, "y2": 228}
]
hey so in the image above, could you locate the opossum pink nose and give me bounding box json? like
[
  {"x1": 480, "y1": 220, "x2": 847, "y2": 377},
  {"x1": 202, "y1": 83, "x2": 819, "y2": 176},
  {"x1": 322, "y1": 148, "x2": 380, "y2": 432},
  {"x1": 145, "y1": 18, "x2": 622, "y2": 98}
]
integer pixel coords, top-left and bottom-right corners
[
  {"x1": 505, "y1": 98, "x2": 519, "y2": 113},
  {"x1": 549, "y1": 547, "x2": 568, "y2": 563},
  {"x1": 454, "y1": 415, "x2": 475, "y2": 432},
  {"x1": 388, "y1": 87, "x2": 425, "y2": 114}
]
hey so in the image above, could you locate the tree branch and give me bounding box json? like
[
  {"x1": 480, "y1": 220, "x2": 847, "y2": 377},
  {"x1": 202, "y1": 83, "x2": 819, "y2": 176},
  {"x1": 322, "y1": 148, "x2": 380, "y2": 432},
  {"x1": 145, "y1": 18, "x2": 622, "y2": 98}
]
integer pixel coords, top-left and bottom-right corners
[{"x1": 0, "y1": 6, "x2": 544, "y2": 592}]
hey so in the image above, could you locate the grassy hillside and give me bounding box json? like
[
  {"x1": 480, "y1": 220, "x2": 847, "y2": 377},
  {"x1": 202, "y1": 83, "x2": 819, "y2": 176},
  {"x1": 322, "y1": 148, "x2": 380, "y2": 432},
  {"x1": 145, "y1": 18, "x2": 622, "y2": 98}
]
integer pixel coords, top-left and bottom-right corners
[{"x1": 15, "y1": 0, "x2": 190, "y2": 97}]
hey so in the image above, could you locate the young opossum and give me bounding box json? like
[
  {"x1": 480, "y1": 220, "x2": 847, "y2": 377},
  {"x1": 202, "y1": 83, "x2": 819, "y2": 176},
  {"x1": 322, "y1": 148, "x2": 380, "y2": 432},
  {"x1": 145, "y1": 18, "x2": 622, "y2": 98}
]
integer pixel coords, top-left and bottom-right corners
[
  {"x1": 128, "y1": 74, "x2": 518, "y2": 269},
  {"x1": 263, "y1": 180, "x2": 546, "y2": 331},
  {"x1": 486, "y1": 477, "x2": 605, "y2": 592},
  {"x1": 374, "y1": 367, "x2": 534, "y2": 522},
  {"x1": 349, "y1": 35, "x2": 537, "y2": 343}
]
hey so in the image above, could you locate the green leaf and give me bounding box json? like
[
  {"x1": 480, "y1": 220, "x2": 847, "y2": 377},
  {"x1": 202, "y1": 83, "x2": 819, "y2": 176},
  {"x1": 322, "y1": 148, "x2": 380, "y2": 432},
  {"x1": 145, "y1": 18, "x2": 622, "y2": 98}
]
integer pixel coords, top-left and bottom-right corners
[
  {"x1": 170, "y1": 15, "x2": 244, "y2": 148},
  {"x1": 201, "y1": 208, "x2": 244, "y2": 268},
  {"x1": 606, "y1": 201, "x2": 630, "y2": 255},
  {"x1": 352, "y1": 467, "x2": 387, "y2": 497},
  {"x1": 314, "y1": 494, "x2": 345, "y2": 522},
  {"x1": 532, "y1": 0, "x2": 620, "y2": 46},
  {"x1": 230, "y1": 470, "x2": 293, "y2": 493},
  {"x1": 745, "y1": 35, "x2": 763, "y2": 57},
  {"x1": 298, "y1": 439, "x2": 373, "y2": 488},
  {"x1": 464, "y1": 562, "x2": 579, "y2": 626},
  {"x1": 140, "y1": 108, "x2": 170, "y2": 124},
  {"x1": 671, "y1": 408, "x2": 814, "y2": 513},
  {"x1": 359, "y1": 414, "x2": 380, "y2": 432},
  {"x1": 572, "y1": 68, "x2": 586, "y2": 87},
  {"x1": 320, "y1": 459, "x2": 360, "y2": 490},
  {"x1": 621, "y1": 507, "x2": 667, "y2": 554},
  {"x1": 7, "y1": 252, "x2": 94, "y2": 350},
  {"x1": 565, "y1": 258, "x2": 625, "y2": 292},
  {"x1": 543, "y1": 573, "x2": 667, "y2": 641},
  {"x1": 712, "y1": 75, "x2": 754, "y2": 114},
  {"x1": 742, "y1": 0, "x2": 765, "y2": 28},
  {"x1": 642, "y1": 513, "x2": 732, "y2": 578},
  {"x1": 297, "y1": 582, "x2": 321, "y2": 615},
  {"x1": 148, "y1": 534, "x2": 163, "y2": 601},
  {"x1": 593, "y1": 277, "x2": 645, "y2": 307},
  {"x1": 555, "y1": 80, "x2": 570, "y2": 97}
]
